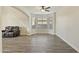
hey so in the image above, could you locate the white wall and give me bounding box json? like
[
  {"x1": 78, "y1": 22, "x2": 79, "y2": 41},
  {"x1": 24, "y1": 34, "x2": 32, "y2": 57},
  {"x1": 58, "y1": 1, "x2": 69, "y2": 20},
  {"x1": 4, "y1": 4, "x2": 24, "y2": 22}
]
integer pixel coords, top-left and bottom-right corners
[
  {"x1": 56, "y1": 6, "x2": 79, "y2": 52},
  {"x1": 1, "y1": 7, "x2": 29, "y2": 35}
]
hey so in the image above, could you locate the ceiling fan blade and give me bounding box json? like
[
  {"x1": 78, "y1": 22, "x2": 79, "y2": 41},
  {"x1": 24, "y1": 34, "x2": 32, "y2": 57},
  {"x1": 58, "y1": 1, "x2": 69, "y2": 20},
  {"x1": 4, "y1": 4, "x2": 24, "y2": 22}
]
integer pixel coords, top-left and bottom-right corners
[
  {"x1": 45, "y1": 9, "x2": 49, "y2": 12},
  {"x1": 45, "y1": 7, "x2": 50, "y2": 9}
]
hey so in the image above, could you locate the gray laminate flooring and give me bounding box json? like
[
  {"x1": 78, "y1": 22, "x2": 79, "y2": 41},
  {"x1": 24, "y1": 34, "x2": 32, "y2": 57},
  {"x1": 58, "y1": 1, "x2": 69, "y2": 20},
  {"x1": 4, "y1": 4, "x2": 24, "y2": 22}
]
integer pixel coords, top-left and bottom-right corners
[{"x1": 2, "y1": 34, "x2": 77, "y2": 53}]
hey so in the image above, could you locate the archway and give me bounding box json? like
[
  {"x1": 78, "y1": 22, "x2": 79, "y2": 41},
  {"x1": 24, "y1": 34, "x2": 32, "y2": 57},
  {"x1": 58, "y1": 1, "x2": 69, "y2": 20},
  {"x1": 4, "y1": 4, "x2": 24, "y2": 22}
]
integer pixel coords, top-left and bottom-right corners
[{"x1": 1, "y1": 6, "x2": 30, "y2": 35}]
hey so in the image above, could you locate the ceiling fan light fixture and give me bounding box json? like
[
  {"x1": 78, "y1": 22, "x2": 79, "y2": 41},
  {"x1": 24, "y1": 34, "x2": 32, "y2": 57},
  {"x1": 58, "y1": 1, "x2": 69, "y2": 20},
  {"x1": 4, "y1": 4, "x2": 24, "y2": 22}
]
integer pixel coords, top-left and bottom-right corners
[
  {"x1": 40, "y1": 6, "x2": 51, "y2": 12},
  {"x1": 41, "y1": 9, "x2": 45, "y2": 12}
]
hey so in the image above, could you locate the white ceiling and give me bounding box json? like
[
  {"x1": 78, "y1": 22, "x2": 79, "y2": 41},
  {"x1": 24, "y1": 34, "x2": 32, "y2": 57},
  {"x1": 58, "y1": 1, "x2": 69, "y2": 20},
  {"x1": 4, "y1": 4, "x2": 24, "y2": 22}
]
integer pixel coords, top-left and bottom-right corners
[{"x1": 14, "y1": 6, "x2": 57, "y2": 17}]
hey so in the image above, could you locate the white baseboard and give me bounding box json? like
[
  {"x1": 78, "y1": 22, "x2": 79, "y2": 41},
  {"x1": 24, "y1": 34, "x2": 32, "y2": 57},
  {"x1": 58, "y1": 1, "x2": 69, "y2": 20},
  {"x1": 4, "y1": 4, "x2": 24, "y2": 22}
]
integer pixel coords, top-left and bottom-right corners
[
  {"x1": 56, "y1": 33, "x2": 79, "y2": 53},
  {"x1": 20, "y1": 32, "x2": 55, "y2": 36},
  {"x1": 29, "y1": 32, "x2": 55, "y2": 35}
]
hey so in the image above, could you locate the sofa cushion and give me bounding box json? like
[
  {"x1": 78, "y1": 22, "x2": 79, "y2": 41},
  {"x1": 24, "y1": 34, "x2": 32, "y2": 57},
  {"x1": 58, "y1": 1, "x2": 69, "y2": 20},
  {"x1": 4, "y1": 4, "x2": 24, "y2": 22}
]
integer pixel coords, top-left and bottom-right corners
[{"x1": 5, "y1": 26, "x2": 13, "y2": 32}]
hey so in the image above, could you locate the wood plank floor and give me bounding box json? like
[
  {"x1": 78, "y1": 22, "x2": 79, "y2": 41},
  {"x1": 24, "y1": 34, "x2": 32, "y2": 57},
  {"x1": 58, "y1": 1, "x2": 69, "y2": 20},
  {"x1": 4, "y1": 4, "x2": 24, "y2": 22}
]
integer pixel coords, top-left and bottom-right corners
[{"x1": 2, "y1": 34, "x2": 77, "y2": 53}]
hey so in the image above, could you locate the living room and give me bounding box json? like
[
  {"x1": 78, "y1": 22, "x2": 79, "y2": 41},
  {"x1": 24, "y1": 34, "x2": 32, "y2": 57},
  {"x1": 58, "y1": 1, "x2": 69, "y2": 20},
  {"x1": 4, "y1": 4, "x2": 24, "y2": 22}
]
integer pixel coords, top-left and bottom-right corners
[{"x1": 0, "y1": 6, "x2": 79, "y2": 53}]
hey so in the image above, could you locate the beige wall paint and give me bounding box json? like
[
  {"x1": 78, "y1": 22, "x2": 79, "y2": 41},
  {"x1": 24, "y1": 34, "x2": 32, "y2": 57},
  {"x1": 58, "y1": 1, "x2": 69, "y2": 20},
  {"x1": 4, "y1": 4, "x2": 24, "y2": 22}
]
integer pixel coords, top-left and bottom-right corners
[
  {"x1": 1, "y1": 7, "x2": 29, "y2": 35},
  {"x1": 1, "y1": 6, "x2": 55, "y2": 35},
  {"x1": 17, "y1": 6, "x2": 55, "y2": 34},
  {"x1": 0, "y1": 7, "x2": 2, "y2": 52},
  {"x1": 56, "y1": 6, "x2": 79, "y2": 52}
]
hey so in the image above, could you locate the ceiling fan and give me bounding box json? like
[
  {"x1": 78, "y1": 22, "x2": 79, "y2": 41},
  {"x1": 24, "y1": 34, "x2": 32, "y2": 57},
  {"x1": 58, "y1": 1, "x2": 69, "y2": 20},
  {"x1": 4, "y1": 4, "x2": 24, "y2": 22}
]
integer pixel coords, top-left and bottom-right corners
[{"x1": 41, "y1": 6, "x2": 51, "y2": 12}]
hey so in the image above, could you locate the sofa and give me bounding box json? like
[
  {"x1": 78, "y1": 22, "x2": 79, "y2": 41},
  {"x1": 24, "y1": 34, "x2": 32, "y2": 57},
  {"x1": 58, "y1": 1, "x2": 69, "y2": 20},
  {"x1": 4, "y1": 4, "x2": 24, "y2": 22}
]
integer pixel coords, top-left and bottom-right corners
[{"x1": 2, "y1": 26, "x2": 20, "y2": 38}]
